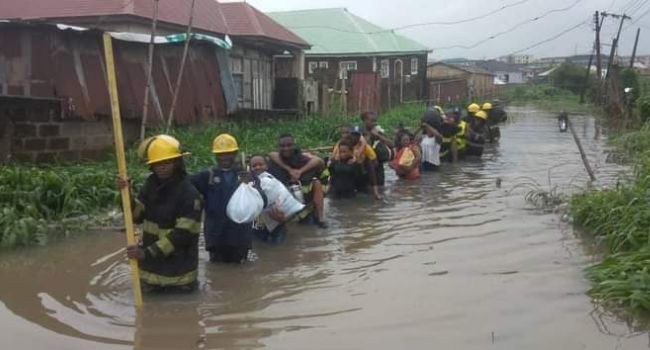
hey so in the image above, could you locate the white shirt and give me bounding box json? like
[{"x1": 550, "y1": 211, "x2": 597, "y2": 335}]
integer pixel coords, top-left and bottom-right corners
[{"x1": 420, "y1": 135, "x2": 441, "y2": 166}]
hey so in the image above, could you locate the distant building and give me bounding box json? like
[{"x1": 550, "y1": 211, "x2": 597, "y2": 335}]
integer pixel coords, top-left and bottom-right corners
[
  {"x1": 498, "y1": 55, "x2": 533, "y2": 65},
  {"x1": 474, "y1": 60, "x2": 526, "y2": 84},
  {"x1": 536, "y1": 54, "x2": 608, "y2": 67},
  {"x1": 269, "y1": 8, "x2": 430, "y2": 113},
  {"x1": 426, "y1": 62, "x2": 495, "y2": 103}
]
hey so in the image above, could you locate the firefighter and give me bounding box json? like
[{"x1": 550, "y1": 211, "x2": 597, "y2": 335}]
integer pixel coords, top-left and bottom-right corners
[
  {"x1": 190, "y1": 134, "x2": 257, "y2": 264},
  {"x1": 119, "y1": 135, "x2": 203, "y2": 293}
]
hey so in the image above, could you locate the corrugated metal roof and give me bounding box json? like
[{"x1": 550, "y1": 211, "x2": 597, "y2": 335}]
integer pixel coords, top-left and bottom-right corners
[
  {"x1": 220, "y1": 2, "x2": 309, "y2": 48},
  {"x1": 429, "y1": 62, "x2": 494, "y2": 76},
  {"x1": 0, "y1": 23, "x2": 226, "y2": 124},
  {"x1": 268, "y1": 8, "x2": 430, "y2": 56},
  {"x1": 0, "y1": 0, "x2": 230, "y2": 35}
]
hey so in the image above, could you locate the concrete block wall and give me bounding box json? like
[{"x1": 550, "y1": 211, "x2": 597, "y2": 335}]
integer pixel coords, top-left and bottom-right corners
[{"x1": 1, "y1": 97, "x2": 137, "y2": 163}]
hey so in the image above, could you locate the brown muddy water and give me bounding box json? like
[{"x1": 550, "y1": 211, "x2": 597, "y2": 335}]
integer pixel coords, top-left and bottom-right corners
[{"x1": 1, "y1": 107, "x2": 649, "y2": 350}]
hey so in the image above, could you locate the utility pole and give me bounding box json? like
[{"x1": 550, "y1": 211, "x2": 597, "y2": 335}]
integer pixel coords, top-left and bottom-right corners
[
  {"x1": 140, "y1": 0, "x2": 159, "y2": 141},
  {"x1": 580, "y1": 49, "x2": 594, "y2": 104},
  {"x1": 594, "y1": 11, "x2": 602, "y2": 79},
  {"x1": 606, "y1": 38, "x2": 618, "y2": 79},
  {"x1": 601, "y1": 12, "x2": 631, "y2": 78},
  {"x1": 630, "y1": 28, "x2": 641, "y2": 68},
  {"x1": 166, "y1": 0, "x2": 197, "y2": 131}
]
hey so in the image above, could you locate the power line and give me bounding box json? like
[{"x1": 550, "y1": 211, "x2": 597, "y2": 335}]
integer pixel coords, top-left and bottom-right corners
[
  {"x1": 505, "y1": 18, "x2": 590, "y2": 56},
  {"x1": 433, "y1": 0, "x2": 585, "y2": 50},
  {"x1": 618, "y1": 0, "x2": 644, "y2": 13},
  {"x1": 621, "y1": 1, "x2": 650, "y2": 33},
  {"x1": 286, "y1": 0, "x2": 533, "y2": 34},
  {"x1": 387, "y1": 0, "x2": 532, "y2": 31},
  {"x1": 625, "y1": 0, "x2": 648, "y2": 16}
]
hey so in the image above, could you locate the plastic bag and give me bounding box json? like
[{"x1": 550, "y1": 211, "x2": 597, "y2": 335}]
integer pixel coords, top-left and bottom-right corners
[
  {"x1": 259, "y1": 172, "x2": 305, "y2": 216},
  {"x1": 226, "y1": 183, "x2": 264, "y2": 224}
]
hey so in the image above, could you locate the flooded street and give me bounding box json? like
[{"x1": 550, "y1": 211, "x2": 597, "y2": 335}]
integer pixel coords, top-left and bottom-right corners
[{"x1": 1, "y1": 107, "x2": 649, "y2": 349}]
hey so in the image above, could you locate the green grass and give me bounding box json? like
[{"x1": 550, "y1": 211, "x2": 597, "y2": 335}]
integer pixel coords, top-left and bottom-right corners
[
  {"x1": 570, "y1": 125, "x2": 650, "y2": 316},
  {"x1": 502, "y1": 84, "x2": 599, "y2": 115},
  {"x1": 0, "y1": 103, "x2": 427, "y2": 248}
]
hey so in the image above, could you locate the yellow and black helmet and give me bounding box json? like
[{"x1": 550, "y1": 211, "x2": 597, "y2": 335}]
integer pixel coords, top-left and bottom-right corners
[{"x1": 138, "y1": 134, "x2": 189, "y2": 165}]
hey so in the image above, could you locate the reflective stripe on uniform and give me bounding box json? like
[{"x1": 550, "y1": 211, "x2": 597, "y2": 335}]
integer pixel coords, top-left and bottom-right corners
[
  {"x1": 455, "y1": 121, "x2": 467, "y2": 151},
  {"x1": 140, "y1": 269, "x2": 197, "y2": 287},
  {"x1": 175, "y1": 217, "x2": 202, "y2": 234},
  {"x1": 154, "y1": 237, "x2": 175, "y2": 256},
  {"x1": 142, "y1": 220, "x2": 172, "y2": 237}
]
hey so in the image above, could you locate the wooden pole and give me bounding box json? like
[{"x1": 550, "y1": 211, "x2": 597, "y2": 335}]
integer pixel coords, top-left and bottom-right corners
[
  {"x1": 567, "y1": 117, "x2": 596, "y2": 182},
  {"x1": 595, "y1": 11, "x2": 602, "y2": 80},
  {"x1": 605, "y1": 38, "x2": 617, "y2": 79},
  {"x1": 166, "y1": 0, "x2": 196, "y2": 131},
  {"x1": 579, "y1": 50, "x2": 594, "y2": 104},
  {"x1": 630, "y1": 28, "x2": 641, "y2": 68},
  {"x1": 102, "y1": 33, "x2": 144, "y2": 308},
  {"x1": 140, "y1": 0, "x2": 160, "y2": 141}
]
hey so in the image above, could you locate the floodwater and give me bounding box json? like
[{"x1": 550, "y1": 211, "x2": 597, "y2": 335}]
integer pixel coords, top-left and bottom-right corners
[{"x1": 1, "y1": 107, "x2": 649, "y2": 350}]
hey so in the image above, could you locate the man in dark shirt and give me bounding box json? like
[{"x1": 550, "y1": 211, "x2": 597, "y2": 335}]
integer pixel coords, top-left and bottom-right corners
[{"x1": 267, "y1": 134, "x2": 328, "y2": 228}]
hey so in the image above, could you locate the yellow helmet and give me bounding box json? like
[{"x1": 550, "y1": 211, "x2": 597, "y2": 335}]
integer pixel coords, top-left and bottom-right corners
[
  {"x1": 467, "y1": 103, "x2": 480, "y2": 114},
  {"x1": 482, "y1": 102, "x2": 493, "y2": 110},
  {"x1": 212, "y1": 133, "x2": 239, "y2": 154},
  {"x1": 474, "y1": 110, "x2": 488, "y2": 120},
  {"x1": 138, "y1": 134, "x2": 189, "y2": 165}
]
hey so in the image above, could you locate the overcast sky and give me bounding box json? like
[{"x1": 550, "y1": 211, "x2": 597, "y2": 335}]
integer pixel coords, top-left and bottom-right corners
[{"x1": 227, "y1": 0, "x2": 650, "y2": 60}]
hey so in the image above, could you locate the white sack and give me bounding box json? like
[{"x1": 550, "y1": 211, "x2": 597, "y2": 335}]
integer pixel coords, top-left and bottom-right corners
[{"x1": 226, "y1": 183, "x2": 264, "y2": 224}]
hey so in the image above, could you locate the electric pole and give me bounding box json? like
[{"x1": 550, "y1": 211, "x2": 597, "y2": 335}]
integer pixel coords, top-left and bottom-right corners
[
  {"x1": 594, "y1": 11, "x2": 602, "y2": 79},
  {"x1": 630, "y1": 28, "x2": 641, "y2": 68},
  {"x1": 601, "y1": 12, "x2": 631, "y2": 78}
]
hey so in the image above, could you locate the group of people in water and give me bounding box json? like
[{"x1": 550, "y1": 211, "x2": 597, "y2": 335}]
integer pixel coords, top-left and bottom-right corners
[{"x1": 118, "y1": 101, "x2": 507, "y2": 293}]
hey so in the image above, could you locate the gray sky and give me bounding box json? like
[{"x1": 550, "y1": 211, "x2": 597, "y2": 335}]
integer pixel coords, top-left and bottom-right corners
[{"x1": 228, "y1": 0, "x2": 650, "y2": 60}]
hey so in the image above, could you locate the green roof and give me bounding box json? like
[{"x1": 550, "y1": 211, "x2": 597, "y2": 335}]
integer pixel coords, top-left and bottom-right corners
[{"x1": 268, "y1": 8, "x2": 430, "y2": 56}]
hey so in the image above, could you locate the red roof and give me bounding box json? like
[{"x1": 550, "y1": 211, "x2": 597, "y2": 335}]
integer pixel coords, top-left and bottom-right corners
[
  {"x1": 220, "y1": 2, "x2": 309, "y2": 48},
  {"x1": 0, "y1": 0, "x2": 230, "y2": 35}
]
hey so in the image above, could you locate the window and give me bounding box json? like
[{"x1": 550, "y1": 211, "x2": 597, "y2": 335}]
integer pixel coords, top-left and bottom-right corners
[
  {"x1": 338, "y1": 61, "x2": 357, "y2": 79},
  {"x1": 308, "y1": 61, "x2": 318, "y2": 74},
  {"x1": 231, "y1": 57, "x2": 244, "y2": 103},
  {"x1": 411, "y1": 58, "x2": 418, "y2": 75},
  {"x1": 380, "y1": 59, "x2": 389, "y2": 78},
  {"x1": 231, "y1": 57, "x2": 243, "y2": 74},
  {"x1": 319, "y1": 61, "x2": 329, "y2": 69}
]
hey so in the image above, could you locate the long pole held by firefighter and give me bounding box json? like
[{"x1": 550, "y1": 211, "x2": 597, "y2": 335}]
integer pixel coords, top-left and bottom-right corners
[{"x1": 102, "y1": 32, "x2": 144, "y2": 308}]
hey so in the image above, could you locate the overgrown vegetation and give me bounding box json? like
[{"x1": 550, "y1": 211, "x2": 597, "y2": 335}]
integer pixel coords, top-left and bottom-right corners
[
  {"x1": 0, "y1": 103, "x2": 426, "y2": 248},
  {"x1": 502, "y1": 84, "x2": 597, "y2": 115},
  {"x1": 549, "y1": 63, "x2": 594, "y2": 95},
  {"x1": 569, "y1": 71, "x2": 650, "y2": 317}
]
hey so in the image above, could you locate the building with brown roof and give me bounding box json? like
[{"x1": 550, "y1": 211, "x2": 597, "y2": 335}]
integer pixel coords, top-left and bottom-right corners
[
  {"x1": 0, "y1": 0, "x2": 309, "y2": 163},
  {"x1": 427, "y1": 62, "x2": 496, "y2": 104},
  {"x1": 220, "y1": 2, "x2": 309, "y2": 111}
]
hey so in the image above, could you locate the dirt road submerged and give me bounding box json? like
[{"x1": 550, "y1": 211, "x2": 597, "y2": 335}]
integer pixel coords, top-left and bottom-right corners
[{"x1": 1, "y1": 107, "x2": 647, "y2": 349}]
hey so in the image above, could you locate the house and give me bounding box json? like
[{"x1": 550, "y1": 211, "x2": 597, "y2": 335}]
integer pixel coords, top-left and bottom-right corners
[
  {"x1": 220, "y1": 2, "x2": 310, "y2": 112},
  {"x1": 269, "y1": 8, "x2": 430, "y2": 113},
  {"x1": 426, "y1": 62, "x2": 495, "y2": 104},
  {"x1": 474, "y1": 60, "x2": 526, "y2": 85},
  {"x1": 497, "y1": 55, "x2": 533, "y2": 65},
  {"x1": 0, "y1": 0, "x2": 307, "y2": 163}
]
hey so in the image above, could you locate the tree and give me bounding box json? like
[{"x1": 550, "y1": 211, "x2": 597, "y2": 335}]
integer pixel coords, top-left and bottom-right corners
[{"x1": 550, "y1": 63, "x2": 590, "y2": 95}]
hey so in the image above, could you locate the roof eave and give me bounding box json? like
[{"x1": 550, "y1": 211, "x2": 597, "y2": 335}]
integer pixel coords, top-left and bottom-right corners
[
  {"x1": 305, "y1": 50, "x2": 430, "y2": 57},
  {"x1": 231, "y1": 34, "x2": 310, "y2": 50},
  {"x1": 3, "y1": 13, "x2": 229, "y2": 37}
]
